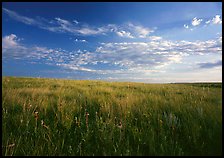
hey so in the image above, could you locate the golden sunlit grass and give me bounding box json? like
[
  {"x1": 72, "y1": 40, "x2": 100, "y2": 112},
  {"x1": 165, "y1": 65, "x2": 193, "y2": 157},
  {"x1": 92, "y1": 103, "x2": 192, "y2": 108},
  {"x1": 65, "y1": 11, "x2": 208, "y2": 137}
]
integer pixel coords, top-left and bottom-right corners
[{"x1": 2, "y1": 76, "x2": 222, "y2": 156}]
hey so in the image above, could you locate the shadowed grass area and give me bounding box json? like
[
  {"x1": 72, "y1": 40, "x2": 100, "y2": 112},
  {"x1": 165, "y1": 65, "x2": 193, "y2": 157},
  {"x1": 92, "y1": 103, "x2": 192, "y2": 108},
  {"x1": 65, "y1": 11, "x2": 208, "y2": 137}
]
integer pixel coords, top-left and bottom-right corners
[{"x1": 2, "y1": 76, "x2": 222, "y2": 156}]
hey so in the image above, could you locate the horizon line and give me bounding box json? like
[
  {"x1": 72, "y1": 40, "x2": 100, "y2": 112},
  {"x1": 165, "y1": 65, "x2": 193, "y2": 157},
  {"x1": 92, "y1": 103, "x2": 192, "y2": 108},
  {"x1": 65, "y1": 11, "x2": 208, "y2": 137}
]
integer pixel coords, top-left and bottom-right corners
[{"x1": 2, "y1": 75, "x2": 222, "y2": 84}]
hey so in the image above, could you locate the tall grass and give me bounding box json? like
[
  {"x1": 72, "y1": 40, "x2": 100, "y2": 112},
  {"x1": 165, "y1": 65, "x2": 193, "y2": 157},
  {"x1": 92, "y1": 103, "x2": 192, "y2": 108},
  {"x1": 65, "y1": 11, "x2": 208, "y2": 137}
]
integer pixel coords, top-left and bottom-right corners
[{"x1": 2, "y1": 76, "x2": 222, "y2": 156}]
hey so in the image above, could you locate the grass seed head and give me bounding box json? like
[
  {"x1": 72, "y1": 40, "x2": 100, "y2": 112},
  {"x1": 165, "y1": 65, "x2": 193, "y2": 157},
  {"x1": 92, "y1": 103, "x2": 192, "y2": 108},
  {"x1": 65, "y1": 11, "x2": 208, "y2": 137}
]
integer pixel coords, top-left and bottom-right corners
[
  {"x1": 34, "y1": 111, "x2": 39, "y2": 120},
  {"x1": 160, "y1": 119, "x2": 163, "y2": 124},
  {"x1": 118, "y1": 121, "x2": 123, "y2": 129},
  {"x1": 85, "y1": 112, "x2": 89, "y2": 128},
  {"x1": 41, "y1": 120, "x2": 49, "y2": 129},
  {"x1": 7, "y1": 143, "x2": 15, "y2": 148}
]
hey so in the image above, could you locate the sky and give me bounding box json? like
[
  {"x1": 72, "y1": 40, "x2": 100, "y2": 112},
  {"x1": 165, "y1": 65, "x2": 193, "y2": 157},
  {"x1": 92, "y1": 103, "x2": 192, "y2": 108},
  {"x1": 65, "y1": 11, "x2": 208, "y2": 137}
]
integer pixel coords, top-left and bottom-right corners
[{"x1": 2, "y1": 2, "x2": 222, "y2": 83}]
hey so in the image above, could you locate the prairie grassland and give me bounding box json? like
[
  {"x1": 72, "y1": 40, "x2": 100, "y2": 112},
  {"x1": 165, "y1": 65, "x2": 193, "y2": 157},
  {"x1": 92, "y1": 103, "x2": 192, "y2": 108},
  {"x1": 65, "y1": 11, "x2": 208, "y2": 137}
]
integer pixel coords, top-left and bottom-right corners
[{"x1": 2, "y1": 76, "x2": 222, "y2": 156}]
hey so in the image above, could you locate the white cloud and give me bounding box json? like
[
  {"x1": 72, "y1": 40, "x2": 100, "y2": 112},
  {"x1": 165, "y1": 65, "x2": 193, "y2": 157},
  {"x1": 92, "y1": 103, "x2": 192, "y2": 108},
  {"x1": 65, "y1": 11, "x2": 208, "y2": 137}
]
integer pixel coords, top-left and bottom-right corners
[
  {"x1": 205, "y1": 20, "x2": 211, "y2": 24},
  {"x1": 195, "y1": 15, "x2": 222, "y2": 27},
  {"x1": 2, "y1": 8, "x2": 41, "y2": 26},
  {"x1": 2, "y1": 34, "x2": 222, "y2": 79},
  {"x1": 2, "y1": 34, "x2": 27, "y2": 58},
  {"x1": 211, "y1": 15, "x2": 222, "y2": 24},
  {"x1": 128, "y1": 23, "x2": 154, "y2": 38},
  {"x1": 2, "y1": 34, "x2": 69, "y2": 63},
  {"x1": 55, "y1": 17, "x2": 71, "y2": 26},
  {"x1": 116, "y1": 30, "x2": 134, "y2": 38},
  {"x1": 76, "y1": 27, "x2": 107, "y2": 35},
  {"x1": 74, "y1": 39, "x2": 87, "y2": 42},
  {"x1": 73, "y1": 20, "x2": 79, "y2": 24},
  {"x1": 3, "y1": 8, "x2": 108, "y2": 36},
  {"x1": 2, "y1": 34, "x2": 20, "y2": 49},
  {"x1": 197, "y1": 60, "x2": 222, "y2": 69},
  {"x1": 149, "y1": 36, "x2": 162, "y2": 41},
  {"x1": 184, "y1": 24, "x2": 189, "y2": 29},
  {"x1": 192, "y1": 17, "x2": 203, "y2": 26},
  {"x1": 33, "y1": 46, "x2": 54, "y2": 53},
  {"x1": 96, "y1": 38, "x2": 221, "y2": 70},
  {"x1": 3, "y1": 8, "x2": 156, "y2": 39},
  {"x1": 57, "y1": 63, "x2": 96, "y2": 72},
  {"x1": 205, "y1": 15, "x2": 222, "y2": 25}
]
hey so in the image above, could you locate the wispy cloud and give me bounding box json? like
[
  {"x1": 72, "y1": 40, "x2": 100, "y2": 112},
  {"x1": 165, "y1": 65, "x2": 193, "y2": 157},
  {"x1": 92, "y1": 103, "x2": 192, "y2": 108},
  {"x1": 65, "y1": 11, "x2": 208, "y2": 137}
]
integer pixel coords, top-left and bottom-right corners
[
  {"x1": 127, "y1": 23, "x2": 154, "y2": 38},
  {"x1": 3, "y1": 8, "x2": 155, "y2": 39},
  {"x1": 148, "y1": 36, "x2": 162, "y2": 41},
  {"x1": 197, "y1": 60, "x2": 222, "y2": 69},
  {"x1": 3, "y1": 8, "x2": 41, "y2": 25},
  {"x1": 3, "y1": 8, "x2": 109, "y2": 36}
]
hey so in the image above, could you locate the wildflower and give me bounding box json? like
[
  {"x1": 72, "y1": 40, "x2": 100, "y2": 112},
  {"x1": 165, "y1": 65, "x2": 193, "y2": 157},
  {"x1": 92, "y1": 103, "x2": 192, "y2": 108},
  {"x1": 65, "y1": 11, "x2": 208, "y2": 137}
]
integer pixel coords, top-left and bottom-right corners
[
  {"x1": 41, "y1": 120, "x2": 49, "y2": 129},
  {"x1": 34, "y1": 111, "x2": 39, "y2": 120}
]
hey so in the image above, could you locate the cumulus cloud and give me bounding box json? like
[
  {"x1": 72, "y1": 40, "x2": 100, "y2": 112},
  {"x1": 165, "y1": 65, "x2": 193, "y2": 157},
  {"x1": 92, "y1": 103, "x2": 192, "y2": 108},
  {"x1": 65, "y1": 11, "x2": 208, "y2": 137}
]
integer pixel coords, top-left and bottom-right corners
[
  {"x1": 205, "y1": 15, "x2": 222, "y2": 25},
  {"x1": 192, "y1": 17, "x2": 203, "y2": 26},
  {"x1": 211, "y1": 15, "x2": 222, "y2": 24},
  {"x1": 188, "y1": 15, "x2": 222, "y2": 28},
  {"x1": 2, "y1": 34, "x2": 27, "y2": 58},
  {"x1": 2, "y1": 34, "x2": 20, "y2": 49}
]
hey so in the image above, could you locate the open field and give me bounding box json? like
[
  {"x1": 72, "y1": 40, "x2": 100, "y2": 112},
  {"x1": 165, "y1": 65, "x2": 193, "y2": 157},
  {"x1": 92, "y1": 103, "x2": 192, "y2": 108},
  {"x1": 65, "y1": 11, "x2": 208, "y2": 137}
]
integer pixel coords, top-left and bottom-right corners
[{"x1": 2, "y1": 76, "x2": 222, "y2": 156}]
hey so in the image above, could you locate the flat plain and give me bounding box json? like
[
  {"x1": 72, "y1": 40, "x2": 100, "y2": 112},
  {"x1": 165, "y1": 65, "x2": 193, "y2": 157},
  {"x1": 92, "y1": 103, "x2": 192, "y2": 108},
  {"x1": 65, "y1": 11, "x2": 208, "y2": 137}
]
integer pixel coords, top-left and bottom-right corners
[{"x1": 2, "y1": 76, "x2": 222, "y2": 156}]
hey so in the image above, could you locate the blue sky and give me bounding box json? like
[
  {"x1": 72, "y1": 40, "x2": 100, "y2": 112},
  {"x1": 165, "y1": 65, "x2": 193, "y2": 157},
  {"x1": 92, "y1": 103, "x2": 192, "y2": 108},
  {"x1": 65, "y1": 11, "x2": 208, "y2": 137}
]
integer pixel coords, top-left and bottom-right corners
[{"x1": 2, "y1": 2, "x2": 222, "y2": 83}]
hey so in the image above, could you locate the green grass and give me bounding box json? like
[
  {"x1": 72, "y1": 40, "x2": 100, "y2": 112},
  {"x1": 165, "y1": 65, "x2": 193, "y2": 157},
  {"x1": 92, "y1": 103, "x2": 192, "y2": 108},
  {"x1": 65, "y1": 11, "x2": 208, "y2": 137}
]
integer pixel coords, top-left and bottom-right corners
[{"x1": 2, "y1": 76, "x2": 222, "y2": 156}]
